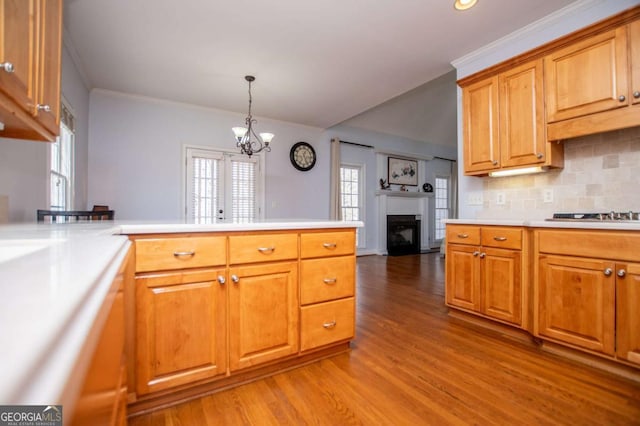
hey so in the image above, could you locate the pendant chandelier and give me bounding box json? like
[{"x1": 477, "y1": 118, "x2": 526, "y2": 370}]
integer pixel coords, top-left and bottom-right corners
[{"x1": 232, "y1": 75, "x2": 274, "y2": 157}]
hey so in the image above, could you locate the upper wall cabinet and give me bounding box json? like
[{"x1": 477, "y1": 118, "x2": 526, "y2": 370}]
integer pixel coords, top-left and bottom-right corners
[
  {"x1": 545, "y1": 27, "x2": 628, "y2": 123},
  {"x1": 545, "y1": 17, "x2": 640, "y2": 141},
  {"x1": 462, "y1": 59, "x2": 563, "y2": 176},
  {"x1": 0, "y1": 0, "x2": 62, "y2": 142}
]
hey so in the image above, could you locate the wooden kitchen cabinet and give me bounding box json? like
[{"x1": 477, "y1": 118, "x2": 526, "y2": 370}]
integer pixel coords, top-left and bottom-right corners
[
  {"x1": 545, "y1": 27, "x2": 629, "y2": 123},
  {"x1": 0, "y1": 0, "x2": 62, "y2": 141},
  {"x1": 631, "y1": 20, "x2": 640, "y2": 106},
  {"x1": 445, "y1": 225, "x2": 524, "y2": 327},
  {"x1": 462, "y1": 59, "x2": 562, "y2": 175},
  {"x1": 71, "y1": 245, "x2": 133, "y2": 426},
  {"x1": 462, "y1": 76, "x2": 500, "y2": 174},
  {"x1": 135, "y1": 268, "x2": 227, "y2": 395},
  {"x1": 228, "y1": 261, "x2": 299, "y2": 370},
  {"x1": 299, "y1": 230, "x2": 356, "y2": 352},
  {"x1": 535, "y1": 229, "x2": 640, "y2": 365}
]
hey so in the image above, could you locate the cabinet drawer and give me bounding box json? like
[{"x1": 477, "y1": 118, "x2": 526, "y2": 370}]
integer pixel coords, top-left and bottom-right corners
[
  {"x1": 537, "y1": 230, "x2": 640, "y2": 262},
  {"x1": 301, "y1": 256, "x2": 355, "y2": 305},
  {"x1": 300, "y1": 298, "x2": 355, "y2": 351},
  {"x1": 446, "y1": 225, "x2": 480, "y2": 245},
  {"x1": 229, "y1": 233, "x2": 298, "y2": 264},
  {"x1": 135, "y1": 236, "x2": 226, "y2": 272},
  {"x1": 481, "y1": 227, "x2": 522, "y2": 250},
  {"x1": 300, "y1": 231, "x2": 355, "y2": 258}
]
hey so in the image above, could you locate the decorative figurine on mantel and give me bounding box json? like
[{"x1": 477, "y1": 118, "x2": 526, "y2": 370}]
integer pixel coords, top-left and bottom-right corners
[
  {"x1": 379, "y1": 178, "x2": 391, "y2": 190},
  {"x1": 400, "y1": 185, "x2": 407, "y2": 191}
]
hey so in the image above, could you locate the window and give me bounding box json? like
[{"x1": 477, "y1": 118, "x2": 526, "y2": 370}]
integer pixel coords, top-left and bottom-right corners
[
  {"x1": 340, "y1": 164, "x2": 364, "y2": 247},
  {"x1": 434, "y1": 176, "x2": 450, "y2": 241},
  {"x1": 50, "y1": 103, "x2": 75, "y2": 210},
  {"x1": 186, "y1": 147, "x2": 263, "y2": 223}
]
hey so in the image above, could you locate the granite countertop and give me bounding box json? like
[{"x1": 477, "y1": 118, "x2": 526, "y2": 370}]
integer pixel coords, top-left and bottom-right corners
[
  {"x1": 0, "y1": 220, "x2": 362, "y2": 406},
  {"x1": 444, "y1": 218, "x2": 640, "y2": 231}
]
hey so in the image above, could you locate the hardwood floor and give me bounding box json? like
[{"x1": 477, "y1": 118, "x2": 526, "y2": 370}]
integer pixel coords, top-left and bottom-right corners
[{"x1": 129, "y1": 254, "x2": 640, "y2": 425}]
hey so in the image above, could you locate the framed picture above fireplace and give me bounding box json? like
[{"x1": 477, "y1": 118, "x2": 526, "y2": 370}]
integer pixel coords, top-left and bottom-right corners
[{"x1": 388, "y1": 157, "x2": 418, "y2": 186}]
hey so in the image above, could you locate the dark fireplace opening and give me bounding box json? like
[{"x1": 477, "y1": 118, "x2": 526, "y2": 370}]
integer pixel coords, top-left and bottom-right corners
[{"x1": 387, "y1": 215, "x2": 421, "y2": 256}]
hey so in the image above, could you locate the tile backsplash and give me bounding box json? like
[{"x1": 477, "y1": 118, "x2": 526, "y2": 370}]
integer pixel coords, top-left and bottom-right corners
[{"x1": 476, "y1": 126, "x2": 640, "y2": 220}]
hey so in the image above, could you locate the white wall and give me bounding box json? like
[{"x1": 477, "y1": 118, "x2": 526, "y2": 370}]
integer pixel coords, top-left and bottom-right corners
[
  {"x1": 87, "y1": 90, "x2": 328, "y2": 221},
  {"x1": 453, "y1": 0, "x2": 640, "y2": 219},
  {"x1": 0, "y1": 44, "x2": 90, "y2": 222}
]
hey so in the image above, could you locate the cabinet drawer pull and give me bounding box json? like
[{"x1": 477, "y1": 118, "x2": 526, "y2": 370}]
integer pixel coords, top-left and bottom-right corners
[
  {"x1": 322, "y1": 321, "x2": 337, "y2": 329},
  {"x1": 493, "y1": 236, "x2": 507, "y2": 242},
  {"x1": 323, "y1": 278, "x2": 337, "y2": 285},
  {"x1": 457, "y1": 234, "x2": 469, "y2": 239},
  {"x1": 173, "y1": 250, "x2": 195, "y2": 257},
  {"x1": 257, "y1": 246, "x2": 275, "y2": 253},
  {"x1": 322, "y1": 243, "x2": 337, "y2": 249},
  {"x1": 0, "y1": 62, "x2": 14, "y2": 73},
  {"x1": 37, "y1": 104, "x2": 51, "y2": 112}
]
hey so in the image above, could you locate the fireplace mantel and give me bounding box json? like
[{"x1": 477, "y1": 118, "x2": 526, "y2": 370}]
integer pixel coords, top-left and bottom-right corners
[{"x1": 375, "y1": 190, "x2": 433, "y2": 198}]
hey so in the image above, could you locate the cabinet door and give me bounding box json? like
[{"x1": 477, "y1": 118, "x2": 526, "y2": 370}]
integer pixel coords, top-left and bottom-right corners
[
  {"x1": 545, "y1": 27, "x2": 628, "y2": 122},
  {"x1": 462, "y1": 76, "x2": 500, "y2": 174},
  {"x1": 445, "y1": 244, "x2": 480, "y2": 312},
  {"x1": 630, "y1": 20, "x2": 640, "y2": 105},
  {"x1": 135, "y1": 269, "x2": 227, "y2": 395},
  {"x1": 499, "y1": 59, "x2": 546, "y2": 168},
  {"x1": 229, "y1": 261, "x2": 298, "y2": 371},
  {"x1": 33, "y1": 0, "x2": 61, "y2": 134},
  {"x1": 482, "y1": 247, "x2": 521, "y2": 325},
  {"x1": 616, "y1": 262, "x2": 640, "y2": 365},
  {"x1": 0, "y1": 0, "x2": 37, "y2": 112},
  {"x1": 537, "y1": 255, "x2": 615, "y2": 355}
]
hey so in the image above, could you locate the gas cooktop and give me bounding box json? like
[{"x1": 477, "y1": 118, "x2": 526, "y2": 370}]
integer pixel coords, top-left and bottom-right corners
[{"x1": 547, "y1": 212, "x2": 640, "y2": 222}]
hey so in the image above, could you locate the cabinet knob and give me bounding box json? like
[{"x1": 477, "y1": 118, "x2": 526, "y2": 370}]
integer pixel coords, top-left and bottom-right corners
[
  {"x1": 536, "y1": 153, "x2": 544, "y2": 159},
  {"x1": 473, "y1": 251, "x2": 480, "y2": 257},
  {"x1": 618, "y1": 95, "x2": 626, "y2": 102},
  {"x1": 37, "y1": 104, "x2": 51, "y2": 112},
  {"x1": 492, "y1": 160, "x2": 498, "y2": 166},
  {"x1": 634, "y1": 91, "x2": 640, "y2": 99},
  {"x1": 617, "y1": 269, "x2": 626, "y2": 278},
  {"x1": 603, "y1": 268, "x2": 613, "y2": 277},
  {"x1": 231, "y1": 274, "x2": 239, "y2": 283},
  {"x1": 479, "y1": 252, "x2": 486, "y2": 259},
  {"x1": 217, "y1": 275, "x2": 226, "y2": 285},
  {"x1": 0, "y1": 62, "x2": 14, "y2": 73}
]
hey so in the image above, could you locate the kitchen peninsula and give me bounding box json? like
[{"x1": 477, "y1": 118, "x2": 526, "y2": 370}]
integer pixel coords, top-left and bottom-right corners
[{"x1": 0, "y1": 220, "x2": 360, "y2": 424}]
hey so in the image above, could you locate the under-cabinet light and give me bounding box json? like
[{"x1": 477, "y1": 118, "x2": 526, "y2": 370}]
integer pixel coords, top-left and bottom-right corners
[{"x1": 489, "y1": 166, "x2": 545, "y2": 178}]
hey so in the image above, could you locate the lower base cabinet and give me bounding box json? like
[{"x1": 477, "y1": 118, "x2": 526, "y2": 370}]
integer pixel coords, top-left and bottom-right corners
[
  {"x1": 229, "y1": 261, "x2": 299, "y2": 371},
  {"x1": 300, "y1": 298, "x2": 355, "y2": 351},
  {"x1": 536, "y1": 229, "x2": 640, "y2": 367},
  {"x1": 135, "y1": 269, "x2": 227, "y2": 395}
]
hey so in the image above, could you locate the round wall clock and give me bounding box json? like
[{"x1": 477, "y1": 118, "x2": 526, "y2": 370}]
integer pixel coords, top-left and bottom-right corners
[{"x1": 289, "y1": 141, "x2": 316, "y2": 171}]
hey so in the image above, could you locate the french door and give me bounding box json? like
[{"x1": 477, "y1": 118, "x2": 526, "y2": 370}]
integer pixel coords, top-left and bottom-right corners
[{"x1": 185, "y1": 147, "x2": 263, "y2": 223}]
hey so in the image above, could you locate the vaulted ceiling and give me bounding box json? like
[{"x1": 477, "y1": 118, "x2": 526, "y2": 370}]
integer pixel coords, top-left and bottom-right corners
[{"x1": 64, "y1": 0, "x2": 576, "y2": 129}]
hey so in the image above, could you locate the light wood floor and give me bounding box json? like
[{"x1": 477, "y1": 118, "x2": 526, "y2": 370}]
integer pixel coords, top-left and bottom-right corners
[{"x1": 129, "y1": 254, "x2": 640, "y2": 425}]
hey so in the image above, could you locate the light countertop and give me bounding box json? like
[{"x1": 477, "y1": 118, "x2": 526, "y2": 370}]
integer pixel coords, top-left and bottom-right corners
[
  {"x1": 0, "y1": 220, "x2": 362, "y2": 406},
  {"x1": 444, "y1": 218, "x2": 640, "y2": 231}
]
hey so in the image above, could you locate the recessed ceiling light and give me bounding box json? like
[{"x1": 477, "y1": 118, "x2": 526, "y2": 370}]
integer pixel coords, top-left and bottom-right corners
[{"x1": 454, "y1": 0, "x2": 478, "y2": 11}]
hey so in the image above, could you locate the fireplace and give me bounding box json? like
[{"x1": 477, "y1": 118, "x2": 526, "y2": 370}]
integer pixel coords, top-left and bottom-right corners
[{"x1": 387, "y1": 215, "x2": 421, "y2": 256}]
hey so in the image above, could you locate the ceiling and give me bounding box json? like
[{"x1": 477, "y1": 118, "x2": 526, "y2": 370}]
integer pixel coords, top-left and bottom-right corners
[{"x1": 64, "y1": 0, "x2": 576, "y2": 129}]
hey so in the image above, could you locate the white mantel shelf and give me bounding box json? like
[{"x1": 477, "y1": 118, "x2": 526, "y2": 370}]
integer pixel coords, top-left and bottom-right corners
[{"x1": 375, "y1": 190, "x2": 434, "y2": 198}]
